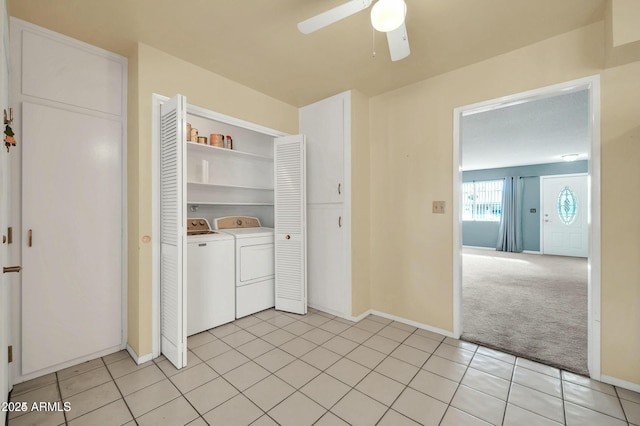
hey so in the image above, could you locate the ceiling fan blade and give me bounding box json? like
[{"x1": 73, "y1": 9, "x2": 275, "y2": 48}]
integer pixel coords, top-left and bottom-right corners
[
  {"x1": 386, "y1": 21, "x2": 410, "y2": 61},
  {"x1": 298, "y1": 0, "x2": 373, "y2": 34}
]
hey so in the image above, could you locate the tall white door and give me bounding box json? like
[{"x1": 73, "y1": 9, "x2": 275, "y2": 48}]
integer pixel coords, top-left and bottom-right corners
[
  {"x1": 21, "y1": 103, "x2": 123, "y2": 374},
  {"x1": 542, "y1": 174, "x2": 588, "y2": 257},
  {"x1": 11, "y1": 19, "x2": 127, "y2": 379},
  {"x1": 274, "y1": 135, "x2": 307, "y2": 315},
  {"x1": 0, "y1": 0, "x2": 10, "y2": 403},
  {"x1": 0, "y1": 141, "x2": 8, "y2": 406}
]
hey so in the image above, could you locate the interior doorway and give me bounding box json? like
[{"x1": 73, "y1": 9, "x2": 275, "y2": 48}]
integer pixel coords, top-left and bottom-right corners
[{"x1": 452, "y1": 76, "x2": 601, "y2": 379}]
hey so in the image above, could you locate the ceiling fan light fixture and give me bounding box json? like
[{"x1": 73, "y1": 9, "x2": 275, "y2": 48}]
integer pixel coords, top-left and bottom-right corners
[{"x1": 371, "y1": 0, "x2": 406, "y2": 32}]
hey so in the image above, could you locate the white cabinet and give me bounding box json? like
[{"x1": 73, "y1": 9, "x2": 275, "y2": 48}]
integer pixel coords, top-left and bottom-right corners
[
  {"x1": 300, "y1": 92, "x2": 351, "y2": 318},
  {"x1": 300, "y1": 94, "x2": 345, "y2": 204},
  {"x1": 307, "y1": 204, "x2": 346, "y2": 315}
]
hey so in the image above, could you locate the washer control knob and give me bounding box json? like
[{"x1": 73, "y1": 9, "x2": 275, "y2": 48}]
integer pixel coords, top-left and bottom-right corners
[
  {"x1": 191, "y1": 220, "x2": 197, "y2": 226},
  {"x1": 285, "y1": 235, "x2": 291, "y2": 240},
  {"x1": 236, "y1": 219, "x2": 243, "y2": 226},
  {"x1": 199, "y1": 220, "x2": 205, "y2": 225}
]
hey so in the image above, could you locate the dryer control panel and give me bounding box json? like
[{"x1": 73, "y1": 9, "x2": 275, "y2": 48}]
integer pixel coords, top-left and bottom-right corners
[
  {"x1": 186, "y1": 218, "x2": 217, "y2": 235},
  {"x1": 215, "y1": 216, "x2": 261, "y2": 230}
]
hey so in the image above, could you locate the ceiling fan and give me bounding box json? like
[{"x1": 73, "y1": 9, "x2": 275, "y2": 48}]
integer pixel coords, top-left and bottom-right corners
[{"x1": 297, "y1": 0, "x2": 411, "y2": 62}]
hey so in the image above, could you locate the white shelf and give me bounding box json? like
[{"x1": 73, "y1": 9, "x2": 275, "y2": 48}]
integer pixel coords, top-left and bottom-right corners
[
  {"x1": 187, "y1": 182, "x2": 274, "y2": 191},
  {"x1": 186, "y1": 142, "x2": 273, "y2": 161}
]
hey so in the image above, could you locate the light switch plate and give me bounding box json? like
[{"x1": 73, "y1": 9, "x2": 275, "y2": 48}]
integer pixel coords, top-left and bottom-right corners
[{"x1": 433, "y1": 201, "x2": 445, "y2": 214}]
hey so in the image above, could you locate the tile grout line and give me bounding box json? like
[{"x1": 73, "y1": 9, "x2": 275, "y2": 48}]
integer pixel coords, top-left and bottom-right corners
[
  {"x1": 376, "y1": 329, "x2": 441, "y2": 426},
  {"x1": 563, "y1": 377, "x2": 633, "y2": 423},
  {"x1": 101, "y1": 355, "x2": 139, "y2": 426},
  {"x1": 154, "y1": 349, "x2": 219, "y2": 425},
  {"x1": 500, "y1": 354, "x2": 518, "y2": 426},
  {"x1": 53, "y1": 371, "x2": 68, "y2": 425},
  {"x1": 55, "y1": 359, "x2": 118, "y2": 425},
  {"x1": 190, "y1": 312, "x2": 332, "y2": 424},
  {"x1": 227, "y1": 315, "x2": 394, "y2": 424},
  {"x1": 436, "y1": 338, "x2": 482, "y2": 426},
  {"x1": 560, "y1": 367, "x2": 567, "y2": 426},
  {"x1": 614, "y1": 385, "x2": 631, "y2": 425},
  {"x1": 320, "y1": 323, "x2": 414, "y2": 425}
]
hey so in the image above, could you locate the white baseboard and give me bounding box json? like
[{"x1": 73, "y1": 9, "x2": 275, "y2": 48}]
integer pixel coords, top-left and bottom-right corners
[
  {"x1": 462, "y1": 245, "x2": 496, "y2": 251},
  {"x1": 126, "y1": 344, "x2": 153, "y2": 365},
  {"x1": 463, "y1": 246, "x2": 542, "y2": 255},
  {"x1": 340, "y1": 308, "x2": 454, "y2": 339},
  {"x1": 308, "y1": 303, "x2": 350, "y2": 319},
  {"x1": 368, "y1": 310, "x2": 455, "y2": 338},
  {"x1": 347, "y1": 309, "x2": 372, "y2": 323},
  {"x1": 600, "y1": 374, "x2": 640, "y2": 393}
]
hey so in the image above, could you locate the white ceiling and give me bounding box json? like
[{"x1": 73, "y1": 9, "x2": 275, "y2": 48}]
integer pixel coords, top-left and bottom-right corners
[
  {"x1": 461, "y1": 90, "x2": 589, "y2": 171},
  {"x1": 7, "y1": 0, "x2": 606, "y2": 107}
]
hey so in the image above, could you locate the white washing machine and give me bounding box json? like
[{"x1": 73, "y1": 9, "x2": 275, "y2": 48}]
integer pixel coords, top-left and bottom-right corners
[
  {"x1": 186, "y1": 218, "x2": 235, "y2": 335},
  {"x1": 214, "y1": 216, "x2": 275, "y2": 318}
]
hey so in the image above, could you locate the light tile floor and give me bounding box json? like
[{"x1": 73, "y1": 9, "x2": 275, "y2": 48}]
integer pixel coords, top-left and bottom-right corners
[{"x1": 8, "y1": 308, "x2": 640, "y2": 426}]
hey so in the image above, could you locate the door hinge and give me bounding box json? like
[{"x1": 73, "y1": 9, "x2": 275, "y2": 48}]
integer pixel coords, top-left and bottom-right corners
[{"x1": 8, "y1": 345, "x2": 12, "y2": 363}]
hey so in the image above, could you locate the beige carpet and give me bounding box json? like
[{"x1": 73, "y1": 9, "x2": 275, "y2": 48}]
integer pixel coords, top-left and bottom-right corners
[{"x1": 462, "y1": 247, "x2": 588, "y2": 375}]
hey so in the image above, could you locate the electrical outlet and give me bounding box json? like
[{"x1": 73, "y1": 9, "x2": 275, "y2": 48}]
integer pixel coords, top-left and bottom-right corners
[{"x1": 433, "y1": 201, "x2": 445, "y2": 214}]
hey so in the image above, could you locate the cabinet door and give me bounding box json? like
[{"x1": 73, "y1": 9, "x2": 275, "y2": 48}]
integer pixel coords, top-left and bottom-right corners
[
  {"x1": 274, "y1": 135, "x2": 307, "y2": 315},
  {"x1": 160, "y1": 94, "x2": 187, "y2": 369},
  {"x1": 300, "y1": 94, "x2": 344, "y2": 204},
  {"x1": 307, "y1": 204, "x2": 346, "y2": 316}
]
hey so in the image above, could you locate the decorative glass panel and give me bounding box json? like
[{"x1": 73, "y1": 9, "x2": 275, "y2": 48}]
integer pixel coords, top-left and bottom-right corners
[{"x1": 557, "y1": 186, "x2": 577, "y2": 225}]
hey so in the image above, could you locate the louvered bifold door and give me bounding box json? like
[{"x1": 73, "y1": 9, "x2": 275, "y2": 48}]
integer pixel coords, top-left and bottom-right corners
[
  {"x1": 160, "y1": 94, "x2": 187, "y2": 369},
  {"x1": 274, "y1": 135, "x2": 307, "y2": 314}
]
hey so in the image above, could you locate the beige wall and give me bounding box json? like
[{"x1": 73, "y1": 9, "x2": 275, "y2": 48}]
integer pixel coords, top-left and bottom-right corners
[
  {"x1": 611, "y1": 0, "x2": 640, "y2": 47},
  {"x1": 127, "y1": 43, "x2": 298, "y2": 356},
  {"x1": 367, "y1": 22, "x2": 640, "y2": 384},
  {"x1": 605, "y1": 0, "x2": 640, "y2": 67},
  {"x1": 126, "y1": 26, "x2": 640, "y2": 385},
  {"x1": 127, "y1": 44, "x2": 140, "y2": 353},
  {"x1": 350, "y1": 90, "x2": 371, "y2": 316},
  {"x1": 600, "y1": 61, "x2": 640, "y2": 382}
]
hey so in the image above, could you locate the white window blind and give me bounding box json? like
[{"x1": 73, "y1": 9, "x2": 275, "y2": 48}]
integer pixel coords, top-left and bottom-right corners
[{"x1": 462, "y1": 179, "x2": 503, "y2": 221}]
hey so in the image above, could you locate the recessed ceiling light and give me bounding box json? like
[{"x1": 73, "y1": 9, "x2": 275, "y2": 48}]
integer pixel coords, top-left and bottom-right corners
[{"x1": 561, "y1": 154, "x2": 580, "y2": 162}]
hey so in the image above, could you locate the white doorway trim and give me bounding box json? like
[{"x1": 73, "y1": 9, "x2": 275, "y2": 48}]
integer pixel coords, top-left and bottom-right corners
[{"x1": 452, "y1": 75, "x2": 601, "y2": 380}]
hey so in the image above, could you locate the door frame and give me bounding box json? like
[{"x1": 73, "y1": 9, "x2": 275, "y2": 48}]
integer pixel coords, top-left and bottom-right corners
[
  {"x1": 540, "y1": 173, "x2": 588, "y2": 257},
  {"x1": 452, "y1": 75, "x2": 602, "y2": 379}
]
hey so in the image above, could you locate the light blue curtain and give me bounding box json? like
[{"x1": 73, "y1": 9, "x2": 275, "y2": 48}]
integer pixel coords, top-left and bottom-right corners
[{"x1": 496, "y1": 176, "x2": 523, "y2": 252}]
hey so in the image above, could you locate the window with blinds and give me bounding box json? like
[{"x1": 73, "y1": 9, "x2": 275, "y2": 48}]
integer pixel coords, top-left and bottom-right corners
[{"x1": 462, "y1": 179, "x2": 503, "y2": 221}]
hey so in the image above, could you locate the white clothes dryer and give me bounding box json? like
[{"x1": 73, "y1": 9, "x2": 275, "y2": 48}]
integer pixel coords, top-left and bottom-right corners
[
  {"x1": 186, "y1": 218, "x2": 235, "y2": 335},
  {"x1": 214, "y1": 216, "x2": 275, "y2": 318}
]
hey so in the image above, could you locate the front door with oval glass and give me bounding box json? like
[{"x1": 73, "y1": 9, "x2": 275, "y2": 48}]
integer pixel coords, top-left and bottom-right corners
[{"x1": 541, "y1": 174, "x2": 588, "y2": 257}]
